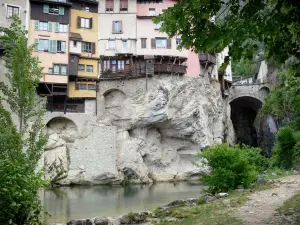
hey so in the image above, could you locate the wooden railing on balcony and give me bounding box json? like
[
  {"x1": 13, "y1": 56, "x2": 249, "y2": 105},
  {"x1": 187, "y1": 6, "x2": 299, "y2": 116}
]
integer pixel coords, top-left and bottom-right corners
[
  {"x1": 199, "y1": 53, "x2": 216, "y2": 65},
  {"x1": 154, "y1": 63, "x2": 187, "y2": 74},
  {"x1": 47, "y1": 102, "x2": 85, "y2": 113}
]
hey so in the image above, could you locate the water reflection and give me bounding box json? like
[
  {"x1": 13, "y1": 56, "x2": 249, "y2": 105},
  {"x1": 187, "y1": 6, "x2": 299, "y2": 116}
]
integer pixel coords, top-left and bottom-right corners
[{"x1": 41, "y1": 182, "x2": 203, "y2": 224}]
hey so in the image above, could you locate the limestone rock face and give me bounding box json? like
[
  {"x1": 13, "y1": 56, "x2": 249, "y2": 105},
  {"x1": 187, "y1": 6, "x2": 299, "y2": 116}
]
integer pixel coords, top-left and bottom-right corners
[{"x1": 44, "y1": 76, "x2": 234, "y2": 185}]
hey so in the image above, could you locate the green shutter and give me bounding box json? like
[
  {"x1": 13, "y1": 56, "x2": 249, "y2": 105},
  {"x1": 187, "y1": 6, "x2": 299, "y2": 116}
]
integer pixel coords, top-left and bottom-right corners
[
  {"x1": 48, "y1": 22, "x2": 52, "y2": 32},
  {"x1": 61, "y1": 41, "x2": 66, "y2": 52},
  {"x1": 55, "y1": 23, "x2": 59, "y2": 33},
  {"x1": 43, "y1": 4, "x2": 49, "y2": 13},
  {"x1": 49, "y1": 40, "x2": 53, "y2": 53},
  {"x1": 34, "y1": 38, "x2": 39, "y2": 51},
  {"x1": 52, "y1": 40, "x2": 57, "y2": 53},
  {"x1": 59, "y1": 6, "x2": 64, "y2": 15},
  {"x1": 34, "y1": 20, "x2": 39, "y2": 31}
]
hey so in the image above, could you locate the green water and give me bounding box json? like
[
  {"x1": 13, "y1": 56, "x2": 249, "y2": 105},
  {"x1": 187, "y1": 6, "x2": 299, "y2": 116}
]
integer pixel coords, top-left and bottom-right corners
[{"x1": 41, "y1": 182, "x2": 204, "y2": 224}]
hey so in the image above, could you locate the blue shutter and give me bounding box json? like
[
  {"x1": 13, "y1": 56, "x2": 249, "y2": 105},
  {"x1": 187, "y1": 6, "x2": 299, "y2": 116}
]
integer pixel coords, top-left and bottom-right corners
[
  {"x1": 34, "y1": 20, "x2": 39, "y2": 31},
  {"x1": 34, "y1": 38, "x2": 39, "y2": 51},
  {"x1": 59, "y1": 6, "x2": 64, "y2": 15},
  {"x1": 49, "y1": 40, "x2": 53, "y2": 53},
  {"x1": 43, "y1": 4, "x2": 49, "y2": 13},
  {"x1": 48, "y1": 22, "x2": 52, "y2": 32},
  {"x1": 52, "y1": 40, "x2": 57, "y2": 53}
]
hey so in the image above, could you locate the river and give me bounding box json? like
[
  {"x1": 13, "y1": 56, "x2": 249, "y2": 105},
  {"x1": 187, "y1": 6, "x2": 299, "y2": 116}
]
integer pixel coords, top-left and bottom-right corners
[{"x1": 41, "y1": 182, "x2": 204, "y2": 224}]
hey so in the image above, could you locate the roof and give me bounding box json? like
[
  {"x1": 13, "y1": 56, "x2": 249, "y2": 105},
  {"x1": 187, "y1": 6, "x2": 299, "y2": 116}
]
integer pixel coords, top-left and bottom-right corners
[{"x1": 70, "y1": 32, "x2": 83, "y2": 41}]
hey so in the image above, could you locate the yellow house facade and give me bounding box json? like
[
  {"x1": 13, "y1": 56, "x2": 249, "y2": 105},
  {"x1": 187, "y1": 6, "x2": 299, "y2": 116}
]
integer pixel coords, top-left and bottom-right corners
[{"x1": 68, "y1": 0, "x2": 99, "y2": 99}]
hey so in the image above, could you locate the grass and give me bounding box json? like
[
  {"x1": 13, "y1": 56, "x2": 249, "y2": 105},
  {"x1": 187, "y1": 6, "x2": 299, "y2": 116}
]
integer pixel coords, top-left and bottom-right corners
[{"x1": 275, "y1": 193, "x2": 300, "y2": 224}]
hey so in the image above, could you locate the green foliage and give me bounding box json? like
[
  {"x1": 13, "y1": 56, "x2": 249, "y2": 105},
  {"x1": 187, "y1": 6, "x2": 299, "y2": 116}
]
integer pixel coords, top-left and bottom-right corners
[
  {"x1": 270, "y1": 127, "x2": 297, "y2": 169},
  {"x1": 232, "y1": 58, "x2": 257, "y2": 77},
  {"x1": 0, "y1": 16, "x2": 47, "y2": 224},
  {"x1": 154, "y1": 0, "x2": 300, "y2": 64},
  {"x1": 198, "y1": 144, "x2": 265, "y2": 193}
]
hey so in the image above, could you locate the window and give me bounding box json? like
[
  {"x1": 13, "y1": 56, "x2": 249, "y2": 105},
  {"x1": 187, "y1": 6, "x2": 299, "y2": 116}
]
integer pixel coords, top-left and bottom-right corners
[
  {"x1": 61, "y1": 65, "x2": 67, "y2": 75},
  {"x1": 176, "y1": 39, "x2": 182, "y2": 47},
  {"x1": 59, "y1": 24, "x2": 68, "y2": 32},
  {"x1": 39, "y1": 21, "x2": 48, "y2": 31},
  {"x1": 44, "y1": 4, "x2": 64, "y2": 15},
  {"x1": 79, "y1": 84, "x2": 87, "y2": 90},
  {"x1": 39, "y1": 39, "x2": 49, "y2": 51},
  {"x1": 155, "y1": 22, "x2": 162, "y2": 30},
  {"x1": 149, "y1": 8, "x2": 156, "y2": 16},
  {"x1": 112, "y1": 21, "x2": 122, "y2": 33},
  {"x1": 141, "y1": 38, "x2": 147, "y2": 48},
  {"x1": 7, "y1": 5, "x2": 19, "y2": 18},
  {"x1": 107, "y1": 40, "x2": 116, "y2": 50},
  {"x1": 120, "y1": 0, "x2": 128, "y2": 11},
  {"x1": 106, "y1": 0, "x2": 114, "y2": 12},
  {"x1": 49, "y1": 4, "x2": 59, "y2": 14},
  {"x1": 78, "y1": 64, "x2": 85, "y2": 71},
  {"x1": 155, "y1": 38, "x2": 167, "y2": 48},
  {"x1": 103, "y1": 60, "x2": 110, "y2": 70},
  {"x1": 53, "y1": 64, "x2": 60, "y2": 74},
  {"x1": 80, "y1": 17, "x2": 90, "y2": 28},
  {"x1": 86, "y1": 65, "x2": 93, "y2": 72},
  {"x1": 73, "y1": 41, "x2": 77, "y2": 47},
  {"x1": 111, "y1": 60, "x2": 117, "y2": 73},
  {"x1": 88, "y1": 84, "x2": 96, "y2": 90},
  {"x1": 85, "y1": 7, "x2": 90, "y2": 12},
  {"x1": 118, "y1": 60, "x2": 125, "y2": 71},
  {"x1": 82, "y1": 42, "x2": 92, "y2": 53},
  {"x1": 122, "y1": 40, "x2": 128, "y2": 52},
  {"x1": 57, "y1": 41, "x2": 66, "y2": 53}
]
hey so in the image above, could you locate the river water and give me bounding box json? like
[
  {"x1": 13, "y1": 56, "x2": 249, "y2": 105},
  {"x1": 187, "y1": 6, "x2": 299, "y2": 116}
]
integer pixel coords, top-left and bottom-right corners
[{"x1": 41, "y1": 182, "x2": 204, "y2": 224}]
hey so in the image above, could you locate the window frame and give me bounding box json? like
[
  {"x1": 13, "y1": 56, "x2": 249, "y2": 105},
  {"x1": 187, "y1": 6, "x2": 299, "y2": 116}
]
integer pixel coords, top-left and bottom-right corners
[
  {"x1": 39, "y1": 21, "x2": 48, "y2": 31},
  {"x1": 80, "y1": 17, "x2": 90, "y2": 29},
  {"x1": 38, "y1": 39, "x2": 49, "y2": 52},
  {"x1": 112, "y1": 21, "x2": 122, "y2": 33},
  {"x1": 176, "y1": 38, "x2": 182, "y2": 47},
  {"x1": 49, "y1": 4, "x2": 59, "y2": 15},
  {"x1": 7, "y1": 5, "x2": 20, "y2": 18},
  {"x1": 78, "y1": 64, "x2": 85, "y2": 72},
  {"x1": 107, "y1": 40, "x2": 116, "y2": 50},
  {"x1": 155, "y1": 38, "x2": 167, "y2": 48},
  {"x1": 120, "y1": 0, "x2": 128, "y2": 11},
  {"x1": 88, "y1": 84, "x2": 96, "y2": 90},
  {"x1": 57, "y1": 40, "x2": 66, "y2": 53},
  {"x1": 106, "y1": 0, "x2": 114, "y2": 12},
  {"x1": 86, "y1": 65, "x2": 94, "y2": 72},
  {"x1": 78, "y1": 83, "x2": 87, "y2": 90},
  {"x1": 59, "y1": 24, "x2": 68, "y2": 33},
  {"x1": 82, "y1": 42, "x2": 92, "y2": 53}
]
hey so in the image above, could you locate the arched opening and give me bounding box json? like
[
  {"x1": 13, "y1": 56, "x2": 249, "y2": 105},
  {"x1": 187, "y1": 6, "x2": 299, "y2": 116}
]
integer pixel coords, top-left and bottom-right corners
[
  {"x1": 230, "y1": 96, "x2": 263, "y2": 147},
  {"x1": 259, "y1": 86, "x2": 270, "y2": 98},
  {"x1": 103, "y1": 89, "x2": 126, "y2": 119}
]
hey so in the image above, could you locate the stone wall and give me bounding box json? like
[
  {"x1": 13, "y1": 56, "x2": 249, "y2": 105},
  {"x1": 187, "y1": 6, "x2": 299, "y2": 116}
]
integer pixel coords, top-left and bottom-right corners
[{"x1": 43, "y1": 75, "x2": 234, "y2": 185}]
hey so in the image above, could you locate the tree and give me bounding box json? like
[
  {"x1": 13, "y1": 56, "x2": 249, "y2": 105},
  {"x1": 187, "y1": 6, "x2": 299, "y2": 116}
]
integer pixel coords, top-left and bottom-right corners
[
  {"x1": 232, "y1": 58, "x2": 257, "y2": 77},
  {"x1": 0, "y1": 16, "x2": 47, "y2": 224}
]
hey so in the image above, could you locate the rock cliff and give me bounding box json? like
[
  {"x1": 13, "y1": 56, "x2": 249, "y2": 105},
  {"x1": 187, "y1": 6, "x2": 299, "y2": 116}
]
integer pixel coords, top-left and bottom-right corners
[{"x1": 44, "y1": 76, "x2": 234, "y2": 185}]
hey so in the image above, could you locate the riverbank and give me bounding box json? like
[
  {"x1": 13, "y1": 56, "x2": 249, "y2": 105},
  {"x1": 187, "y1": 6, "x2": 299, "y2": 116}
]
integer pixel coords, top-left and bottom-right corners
[{"x1": 52, "y1": 174, "x2": 300, "y2": 225}]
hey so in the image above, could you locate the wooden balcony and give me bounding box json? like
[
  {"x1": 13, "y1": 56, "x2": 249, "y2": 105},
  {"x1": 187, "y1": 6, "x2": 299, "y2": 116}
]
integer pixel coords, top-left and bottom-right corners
[
  {"x1": 40, "y1": 74, "x2": 68, "y2": 84},
  {"x1": 46, "y1": 102, "x2": 85, "y2": 113},
  {"x1": 154, "y1": 63, "x2": 186, "y2": 74},
  {"x1": 199, "y1": 53, "x2": 216, "y2": 65}
]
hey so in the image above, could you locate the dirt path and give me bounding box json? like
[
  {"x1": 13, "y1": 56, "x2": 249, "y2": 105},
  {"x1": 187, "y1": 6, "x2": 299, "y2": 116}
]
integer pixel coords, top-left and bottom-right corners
[{"x1": 236, "y1": 175, "x2": 300, "y2": 225}]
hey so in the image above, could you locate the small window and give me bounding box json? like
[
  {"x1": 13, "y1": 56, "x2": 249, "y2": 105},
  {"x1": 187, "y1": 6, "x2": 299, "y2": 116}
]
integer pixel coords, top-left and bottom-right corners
[
  {"x1": 78, "y1": 64, "x2": 85, "y2": 71},
  {"x1": 103, "y1": 60, "x2": 110, "y2": 70},
  {"x1": 59, "y1": 24, "x2": 68, "y2": 32},
  {"x1": 39, "y1": 39, "x2": 49, "y2": 51},
  {"x1": 39, "y1": 21, "x2": 48, "y2": 31},
  {"x1": 120, "y1": 0, "x2": 128, "y2": 11},
  {"x1": 141, "y1": 38, "x2": 147, "y2": 49},
  {"x1": 61, "y1": 65, "x2": 67, "y2": 75},
  {"x1": 107, "y1": 40, "x2": 116, "y2": 50},
  {"x1": 86, "y1": 65, "x2": 93, "y2": 72},
  {"x1": 82, "y1": 42, "x2": 92, "y2": 53},
  {"x1": 80, "y1": 17, "x2": 90, "y2": 28},
  {"x1": 149, "y1": 8, "x2": 156, "y2": 16},
  {"x1": 118, "y1": 60, "x2": 125, "y2": 71},
  {"x1": 112, "y1": 21, "x2": 122, "y2": 33},
  {"x1": 155, "y1": 38, "x2": 167, "y2": 48},
  {"x1": 57, "y1": 41, "x2": 66, "y2": 53},
  {"x1": 176, "y1": 39, "x2": 182, "y2": 47},
  {"x1": 106, "y1": 0, "x2": 114, "y2": 12},
  {"x1": 53, "y1": 64, "x2": 60, "y2": 74},
  {"x1": 88, "y1": 84, "x2": 96, "y2": 90},
  {"x1": 85, "y1": 7, "x2": 90, "y2": 12},
  {"x1": 48, "y1": 68, "x2": 53, "y2": 74},
  {"x1": 79, "y1": 84, "x2": 87, "y2": 90},
  {"x1": 73, "y1": 41, "x2": 77, "y2": 47},
  {"x1": 49, "y1": 4, "x2": 59, "y2": 14},
  {"x1": 7, "y1": 5, "x2": 19, "y2": 18}
]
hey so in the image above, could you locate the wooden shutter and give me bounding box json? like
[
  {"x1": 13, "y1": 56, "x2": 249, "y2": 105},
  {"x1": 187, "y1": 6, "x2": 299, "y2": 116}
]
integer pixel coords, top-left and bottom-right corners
[
  {"x1": 34, "y1": 38, "x2": 39, "y2": 51},
  {"x1": 48, "y1": 22, "x2": 52, "y2": 32},
  {"x1": 91, "y1": 42, "x2": 96, "y2": 54},
  {"x1": 59, "y1": 6, "x2": 64, "y2": 15},
  {"x1": 34, "y1": 20, "x2": 39, "y2": 31},
  {"x1": 167, "y1": 39, "x2": 172, "y2": 49},
  {"x1": 75, "y1": 83, "x2": 79, "y2": 90},
  {"x1": 77, "y1": 17, "x2": 81, "y2": 28},
  {"x1": 55, "y1": 22, "x2": 59, "y2": 32},
  {"x1": 90, "y1": 18, "x2": 93, "y2": 29},
  {"x1": 151, "y1": 38, "x2": 156, "y2": 49},
  {"x1": 43, "y1": 4, "x2": 49, "y2": 13}
]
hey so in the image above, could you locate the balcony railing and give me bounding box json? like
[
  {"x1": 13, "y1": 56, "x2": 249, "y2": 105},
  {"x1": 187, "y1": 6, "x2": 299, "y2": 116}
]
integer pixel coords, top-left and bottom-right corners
[
  {"x1": 46, "y1": 102, "x2": 85, "y2": 113},
  {"x1": 154, "y1": 63, "x2": 186, "y2": 74},
  {"x1": 199, "y1": 53, "x2": 216, "y2": 65}
]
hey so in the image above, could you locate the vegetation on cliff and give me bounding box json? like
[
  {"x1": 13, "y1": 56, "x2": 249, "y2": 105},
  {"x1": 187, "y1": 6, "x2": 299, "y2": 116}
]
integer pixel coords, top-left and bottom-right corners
[{"x1": 0, "y1": 16, "x2": 47, "y2": 224}]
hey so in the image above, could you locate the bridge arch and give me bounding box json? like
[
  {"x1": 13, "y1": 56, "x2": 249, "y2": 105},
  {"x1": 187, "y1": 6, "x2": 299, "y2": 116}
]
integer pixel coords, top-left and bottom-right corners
[
  {"x1": 46, "y1": 117, "x2": 78, "y2": 142},
  {"x1": 230, "y1": 96, "x2": 263, "y2": 147}
]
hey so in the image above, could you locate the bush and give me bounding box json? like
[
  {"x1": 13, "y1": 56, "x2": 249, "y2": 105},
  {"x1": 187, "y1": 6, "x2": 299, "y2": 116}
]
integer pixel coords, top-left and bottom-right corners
[
  {"x1": 271, "y1": 127, "x2": 297, "y2": 169},
  {"x1": 198, "y1": 144, "x2": 265, "y2": 193},
  {"x1": 293, "y1": 141, "x2": 300, "y2": 167}
]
